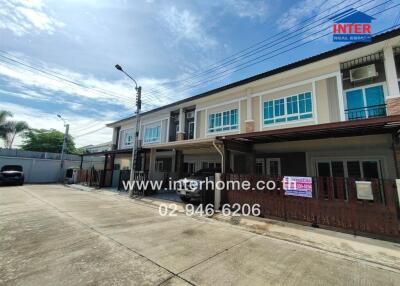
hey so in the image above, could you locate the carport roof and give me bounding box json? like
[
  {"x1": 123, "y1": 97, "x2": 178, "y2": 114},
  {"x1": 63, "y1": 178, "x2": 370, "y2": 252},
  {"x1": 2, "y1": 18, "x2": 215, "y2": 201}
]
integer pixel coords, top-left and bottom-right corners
[{"x1": 217, "y1": 115, "x2": 400, "y2": 144}]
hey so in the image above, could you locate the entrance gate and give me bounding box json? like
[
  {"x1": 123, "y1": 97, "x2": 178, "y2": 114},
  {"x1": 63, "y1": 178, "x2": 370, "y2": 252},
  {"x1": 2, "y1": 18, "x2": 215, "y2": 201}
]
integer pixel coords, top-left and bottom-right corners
[{"x1": 222, "y1": 174, "x2": 400, "y2": 239}]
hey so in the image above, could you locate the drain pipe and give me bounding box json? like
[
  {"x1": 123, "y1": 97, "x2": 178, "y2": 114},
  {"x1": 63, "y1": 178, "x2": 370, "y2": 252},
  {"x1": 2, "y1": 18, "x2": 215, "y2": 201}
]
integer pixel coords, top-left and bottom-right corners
[
  {"x1": 213, "y1": 140, "x2": 224, "y2": 210},
  {"x1": 213, "y1": 140, "x2": 224, "y2": 170}
]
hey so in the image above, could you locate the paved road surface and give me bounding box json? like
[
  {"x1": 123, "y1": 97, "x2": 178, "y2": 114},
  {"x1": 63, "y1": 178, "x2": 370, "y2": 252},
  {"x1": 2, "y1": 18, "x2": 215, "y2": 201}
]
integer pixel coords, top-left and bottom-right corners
[{"x1": 1, "y1": 185, "x2": 400, "y2": 285}]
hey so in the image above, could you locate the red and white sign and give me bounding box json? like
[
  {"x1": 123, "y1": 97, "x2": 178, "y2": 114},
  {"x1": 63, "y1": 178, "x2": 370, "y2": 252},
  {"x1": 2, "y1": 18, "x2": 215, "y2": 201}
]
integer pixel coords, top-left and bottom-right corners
[{"x1": 283, "y1": 176, "x2": 313, "y2": 198}]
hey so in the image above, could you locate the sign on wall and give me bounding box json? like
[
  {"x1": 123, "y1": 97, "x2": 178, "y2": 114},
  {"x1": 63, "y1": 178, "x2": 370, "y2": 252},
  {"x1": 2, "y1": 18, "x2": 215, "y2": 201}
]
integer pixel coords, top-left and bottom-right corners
[
  {"x1": 356, "y1": 181, "x2": 374, "y2": 200},
  {"x1": 283, "y1": 176, "x2": 313, "y2": 198}
]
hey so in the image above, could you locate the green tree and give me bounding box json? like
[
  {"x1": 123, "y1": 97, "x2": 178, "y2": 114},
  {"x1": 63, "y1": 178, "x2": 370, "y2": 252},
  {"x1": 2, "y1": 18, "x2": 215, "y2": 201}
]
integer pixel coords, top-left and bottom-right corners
[{"x1": 21, "y1": 129, "x2": 76, "y2": 154}]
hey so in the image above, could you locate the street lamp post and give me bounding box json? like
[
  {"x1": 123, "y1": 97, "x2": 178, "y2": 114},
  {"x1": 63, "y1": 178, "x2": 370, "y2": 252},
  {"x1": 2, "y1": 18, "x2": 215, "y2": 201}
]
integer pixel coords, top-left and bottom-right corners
[
  {"x1": 57, "y1": 114, "x2": 69, "y2": 183},
  {"x1": 115, "y1": 64, "x2": 142, "y2": 197}
]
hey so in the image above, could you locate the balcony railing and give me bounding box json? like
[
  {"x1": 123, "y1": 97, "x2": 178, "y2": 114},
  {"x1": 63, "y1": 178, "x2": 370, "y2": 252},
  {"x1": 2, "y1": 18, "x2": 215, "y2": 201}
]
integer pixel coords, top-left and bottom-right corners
[{"x1": 345, "y1": 104, "x2": 386, "y2": 121}]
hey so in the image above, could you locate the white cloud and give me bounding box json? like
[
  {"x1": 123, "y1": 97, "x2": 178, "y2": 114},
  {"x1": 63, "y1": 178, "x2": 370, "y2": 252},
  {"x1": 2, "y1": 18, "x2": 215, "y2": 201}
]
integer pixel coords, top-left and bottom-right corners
[
  {"x1": 276, "y1": 0, "x2": 380, "y2": 31},
  {"x1": 0, "y1": 0, "x2": 64, "y2": 36},
  {"x1": 0, "y1": 101, "x2": 113, "y2": 147},
  {"x1": 223, "y1": 0, "x2": 269, "y2": 21},
  {"x1": 160, "y1": 6, "x2": 217, "y2": 48}
]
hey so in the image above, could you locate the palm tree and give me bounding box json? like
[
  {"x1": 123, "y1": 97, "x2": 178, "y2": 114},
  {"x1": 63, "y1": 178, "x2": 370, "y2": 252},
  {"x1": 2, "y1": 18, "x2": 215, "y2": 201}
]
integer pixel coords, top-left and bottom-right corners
[
  {"x1": 0, "y1": 110, "x2": 12, "y2": 124},
  {"x1": 2, "y1": 121, "x2": 30, "y2": 148},
  {"x1": 0, "y1": 111, "x2": 29, "y2": 148},
  {"x1": 0, "y1": 110, "x2": 12, "y2": 144}
]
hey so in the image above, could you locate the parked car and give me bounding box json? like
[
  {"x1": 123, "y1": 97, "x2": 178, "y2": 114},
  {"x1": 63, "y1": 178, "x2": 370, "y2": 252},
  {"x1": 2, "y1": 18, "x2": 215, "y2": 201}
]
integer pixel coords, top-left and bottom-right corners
[
  {"x1": 0, "y1": 165, "x2": 24, "y2": 186},
  {"x1": 176, "y1": 168, "x2": 220, "y2": 203}
]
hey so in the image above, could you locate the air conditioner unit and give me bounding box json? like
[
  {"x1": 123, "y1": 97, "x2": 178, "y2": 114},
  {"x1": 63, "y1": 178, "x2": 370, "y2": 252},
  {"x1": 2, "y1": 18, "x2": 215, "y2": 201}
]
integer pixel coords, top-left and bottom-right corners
[
  {"x1": 186, "y1": 111, "x2": 195, "y2": 118},
  {"x1": 350, "y1": 64, "x2": 377, "y2": 82}
]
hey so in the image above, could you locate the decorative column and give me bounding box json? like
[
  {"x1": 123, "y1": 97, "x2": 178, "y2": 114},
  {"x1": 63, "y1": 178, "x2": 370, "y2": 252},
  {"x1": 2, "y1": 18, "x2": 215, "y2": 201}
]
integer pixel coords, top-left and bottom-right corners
[
  {"x1": 384, "y1": 46, "x2": 400, "y2": 115},
  {"x1": 245, "y1": 89, "x2": 255, "y2": 132},
  {"x1": 177, "y1": 108, "x2": 185, "y2": 141}
]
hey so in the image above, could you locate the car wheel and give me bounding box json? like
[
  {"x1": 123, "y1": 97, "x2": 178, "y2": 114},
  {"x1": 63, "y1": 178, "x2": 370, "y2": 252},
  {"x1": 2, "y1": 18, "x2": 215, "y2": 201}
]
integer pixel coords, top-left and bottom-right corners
[{"x1": 180, "y1": 196, "x2": 191, "y2": 203}]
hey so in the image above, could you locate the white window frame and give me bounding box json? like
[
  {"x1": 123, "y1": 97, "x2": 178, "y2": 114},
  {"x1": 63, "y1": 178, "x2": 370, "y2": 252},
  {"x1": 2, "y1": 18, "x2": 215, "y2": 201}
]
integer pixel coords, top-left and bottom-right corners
[
  {"x1": 119, "y1": 128, "x2": 134, "y2": 149},
  {"x1": 266, "y1": 158, "x2": 281, "y2": 177},
  {"x1": 343, "y1": 82, "x2": 387, "y2": 120},
  {"x1": 263, "y1": 91, "x2": 314, "y2": 127},
  {"x1": 207, "y1": 108, "x2": 239, "y2": 134},
  {"x1": 143, "y1": 125, "x2": 161, "y2": 144}
]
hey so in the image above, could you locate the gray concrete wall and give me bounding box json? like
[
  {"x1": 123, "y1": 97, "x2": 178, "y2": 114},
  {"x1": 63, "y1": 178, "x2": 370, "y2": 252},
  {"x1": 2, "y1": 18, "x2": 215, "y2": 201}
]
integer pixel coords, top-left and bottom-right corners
[
  {"x1": 0, "y1": 150, "x2": 104, "y2": 183},
  {"x1": 0, "y1": 156, "x2": 81, "y2": 183}
]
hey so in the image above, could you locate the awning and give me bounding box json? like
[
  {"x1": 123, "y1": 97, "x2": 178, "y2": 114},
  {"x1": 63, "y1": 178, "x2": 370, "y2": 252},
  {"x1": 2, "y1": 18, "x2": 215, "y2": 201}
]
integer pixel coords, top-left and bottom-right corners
[{"x1": 217, "y1": 115, "x2": 400, "y2": 144}]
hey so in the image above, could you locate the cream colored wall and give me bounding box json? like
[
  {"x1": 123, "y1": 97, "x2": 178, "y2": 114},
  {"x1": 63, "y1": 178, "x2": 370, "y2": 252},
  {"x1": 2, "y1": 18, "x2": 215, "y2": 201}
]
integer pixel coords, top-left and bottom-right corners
[
  {"x1": 240, "y1": 99, "x2": 247, "y2": 133},
  {"x1": 252, "y1": 96, "x2": 260, "y2": 132},
  {"x1": 315, "y1": 79, "x2": 330, "y2": 124},
  {"x1": 250, "y1": 63, "x2": 338, "y2": 95},
  {"x1": 111, "y1": 37, "x2": 400, "y2": 149}
]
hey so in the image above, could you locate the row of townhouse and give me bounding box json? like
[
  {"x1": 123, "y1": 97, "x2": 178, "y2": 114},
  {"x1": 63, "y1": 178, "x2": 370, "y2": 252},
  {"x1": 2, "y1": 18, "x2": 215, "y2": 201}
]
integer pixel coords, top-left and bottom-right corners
[{"x1": 100, "y1": 29, "x2": 400, "y2": 188}]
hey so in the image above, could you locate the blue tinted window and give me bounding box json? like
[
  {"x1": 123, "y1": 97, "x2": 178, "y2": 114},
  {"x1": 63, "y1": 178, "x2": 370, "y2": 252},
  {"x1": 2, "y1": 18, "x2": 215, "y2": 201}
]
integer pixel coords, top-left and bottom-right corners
[{"x1": 274, "y1": 99, "x2": 285, "y2": 117}]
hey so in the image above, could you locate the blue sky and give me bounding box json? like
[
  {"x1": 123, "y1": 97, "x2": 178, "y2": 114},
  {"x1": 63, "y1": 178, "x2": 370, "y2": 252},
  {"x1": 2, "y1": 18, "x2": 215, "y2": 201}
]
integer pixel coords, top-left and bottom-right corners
[{"x1": 0, "y1": 0, "x2": 399, "y2": 147}]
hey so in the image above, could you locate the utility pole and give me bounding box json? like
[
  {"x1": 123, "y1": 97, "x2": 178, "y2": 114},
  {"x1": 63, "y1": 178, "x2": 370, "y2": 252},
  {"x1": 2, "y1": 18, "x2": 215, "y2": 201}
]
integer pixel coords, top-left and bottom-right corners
[
  {"x1": 115, "y1": 64, "x2": 142, "y2": 197},
  {"x1": 57, "y1": 114, "x2": 69, "y2": 183}
]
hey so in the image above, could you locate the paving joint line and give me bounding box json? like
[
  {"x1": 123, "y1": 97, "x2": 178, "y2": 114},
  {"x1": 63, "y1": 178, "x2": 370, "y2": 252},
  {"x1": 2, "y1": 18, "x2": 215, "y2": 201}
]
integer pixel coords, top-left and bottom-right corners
[{"x1": 21, "y1": 188, "x2": 197, "y2": 286}]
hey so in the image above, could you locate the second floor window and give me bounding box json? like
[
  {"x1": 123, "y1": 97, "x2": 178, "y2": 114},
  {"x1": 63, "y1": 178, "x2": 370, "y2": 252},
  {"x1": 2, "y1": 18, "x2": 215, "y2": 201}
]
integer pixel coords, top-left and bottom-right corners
[
  {"x1": 264, "y1": 92, "x2": 313, "y2": 125},
  {"x1": 208, "y1": 109, "x2": 238, "y2": 133},
  {"x1": 144, "y1": 126, "x2": 160, "y2": 144},
  {"x1": 121, "y1": 129, "x2": 134, "y2": 147}
]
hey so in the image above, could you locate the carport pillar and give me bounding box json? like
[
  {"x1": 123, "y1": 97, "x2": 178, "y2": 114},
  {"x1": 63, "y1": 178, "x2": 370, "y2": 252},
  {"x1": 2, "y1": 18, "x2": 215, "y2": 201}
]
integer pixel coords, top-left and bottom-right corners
[
  {"x1": 148, "y1": 148, "x2": 156, "y2": 180},
  {"x1": 175, "y1": 150, "x2": 184, "y2": 178}
]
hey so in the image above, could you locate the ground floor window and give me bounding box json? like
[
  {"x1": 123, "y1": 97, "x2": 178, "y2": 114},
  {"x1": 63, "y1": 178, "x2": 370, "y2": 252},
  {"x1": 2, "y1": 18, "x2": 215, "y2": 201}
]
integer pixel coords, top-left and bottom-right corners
[
  {"x1": 255, "y1": 158, "x2": 281, "y2": 177},
  {"x1": 202, "y1": 162, "x2": 221, "y2": 170},
  {"x1": 316, "y1": 159, "x2": 382, "y2": 179},
  {"x1": 255, "y1": 158, "x2": 265, "y2": 175},
  {"x1": 183, "y1": 162, "x2": 195, "y2": 175},
  {"x1": 155, "y1": 160, "x2": 164, "y2": 171}
]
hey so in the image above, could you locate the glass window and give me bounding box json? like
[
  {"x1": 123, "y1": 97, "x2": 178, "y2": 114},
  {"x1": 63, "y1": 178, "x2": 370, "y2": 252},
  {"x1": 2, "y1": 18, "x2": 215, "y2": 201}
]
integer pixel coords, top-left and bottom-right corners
[
  {"x1": 223, "y1": 111, "x2": 229, "y2": 125},
  {"x1": 231, "y1": 109, "x2": 238, "y2": 125},
  {"x1": 345, "y1": 85, "x2": 385, "y2": 120},
  {"x1": 264, "y1": 92, "x2": 313, "y2": 125},
  {"x1": 287, "y1": 95, "x2": 298, "y2": 114},
  {"x1": 144, "y1": 126, "x2": 161, "y2": 143},
  {"x1": 208, "y1": 109, "x2": 239, "y2": 133},
  {"x1": 274, "y1": 99, "x2": 285, "y2": 117}
]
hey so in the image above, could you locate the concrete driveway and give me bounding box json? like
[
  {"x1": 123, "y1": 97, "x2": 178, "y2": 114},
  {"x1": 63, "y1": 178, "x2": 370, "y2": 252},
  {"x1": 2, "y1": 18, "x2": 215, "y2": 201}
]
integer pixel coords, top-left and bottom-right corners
[{"x1": 1, "y1": 185, "x2": 400, "y2": 286}]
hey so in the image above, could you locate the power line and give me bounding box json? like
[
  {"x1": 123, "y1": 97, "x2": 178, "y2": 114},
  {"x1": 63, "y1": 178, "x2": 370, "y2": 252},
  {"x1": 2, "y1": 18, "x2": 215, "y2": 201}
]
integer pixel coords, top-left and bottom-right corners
[
  {"x1": 140, "y1": 0, "x2": 379, "y2": 97},
  {"x1": 142, "y1": 1, "x2": 394, "y2": 101},
  {"x1": 0, "y1": 51, "x2": 135, "y2": 105}
]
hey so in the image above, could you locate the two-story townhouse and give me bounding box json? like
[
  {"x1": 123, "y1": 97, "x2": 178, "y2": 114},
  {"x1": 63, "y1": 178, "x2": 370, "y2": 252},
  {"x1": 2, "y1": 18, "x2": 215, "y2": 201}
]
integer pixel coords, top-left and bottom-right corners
[{"x1": 103, "y1": 28, "x2": 400, "y2": 190}]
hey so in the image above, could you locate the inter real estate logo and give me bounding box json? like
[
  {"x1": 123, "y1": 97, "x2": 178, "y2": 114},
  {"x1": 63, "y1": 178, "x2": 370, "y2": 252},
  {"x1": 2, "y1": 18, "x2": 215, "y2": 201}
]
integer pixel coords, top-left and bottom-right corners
[{"x1": 330, "y1": 9, "x2": 375, "y2": 42}]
